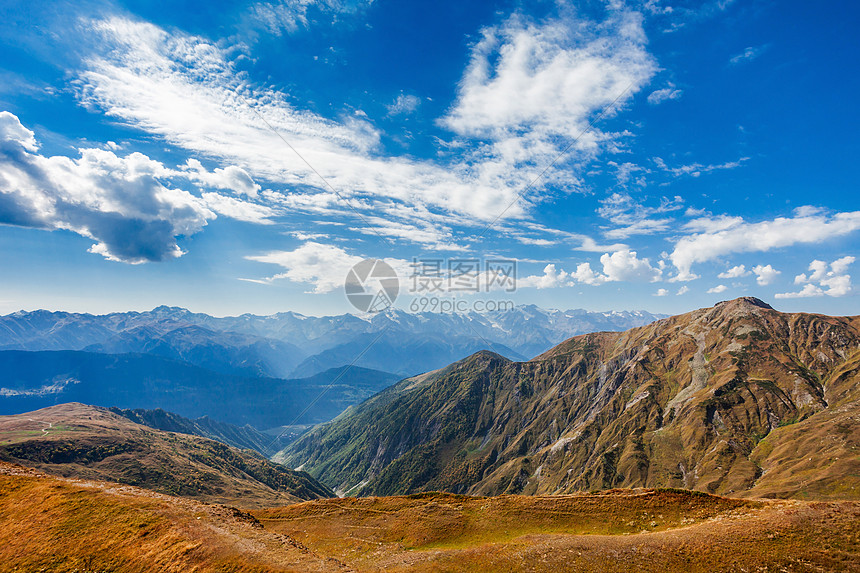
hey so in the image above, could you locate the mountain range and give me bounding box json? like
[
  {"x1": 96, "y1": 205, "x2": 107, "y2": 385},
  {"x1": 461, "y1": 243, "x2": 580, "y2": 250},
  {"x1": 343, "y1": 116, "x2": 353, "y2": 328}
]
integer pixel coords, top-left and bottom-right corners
[
  {"x1": 1, "y1": 297, "x2": 858, "y2": 571},
  {"x1": 0, "y1": 305, "x2": 665, "y2": 379},
  {"x1": 280, "y1": 297, "x2": 860, "y2": 500}
]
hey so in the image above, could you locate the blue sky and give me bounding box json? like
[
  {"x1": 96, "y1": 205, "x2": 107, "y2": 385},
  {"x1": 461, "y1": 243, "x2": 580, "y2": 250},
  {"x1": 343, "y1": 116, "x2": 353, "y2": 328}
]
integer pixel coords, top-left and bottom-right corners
[{"x1": 0, "y1": 0, "x2": 857, "y2": 317}]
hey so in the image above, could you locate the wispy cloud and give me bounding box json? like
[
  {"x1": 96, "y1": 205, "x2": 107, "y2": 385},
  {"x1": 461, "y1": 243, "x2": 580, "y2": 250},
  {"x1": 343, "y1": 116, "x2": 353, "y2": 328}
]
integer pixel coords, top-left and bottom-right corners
[
  {"x1": 729, "y1": 45, "x2": 768, "y2": 65},
  {"x1": 647, "y1": 85, "x2": 683, "y2": 105},
  {"x1": 598, "y1": 192, "x2": 684, "y2": 238},
  {"x1": 72, "y1": 13, "x2": 656, "y2": 251},
  {"x1": 245, "y1": 0, "x2": 372, "y2": 36},
  {"x1": 654, "y1": 156, "x2": 748, "y2": 179},
  {"x1": 386, "y1": 93, "x2": 421, "y2": 117}
]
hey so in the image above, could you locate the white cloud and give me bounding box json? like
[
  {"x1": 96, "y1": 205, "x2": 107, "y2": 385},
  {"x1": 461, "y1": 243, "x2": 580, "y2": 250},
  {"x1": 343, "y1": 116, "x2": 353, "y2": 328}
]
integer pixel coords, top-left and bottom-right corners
[
  {"x1": 676, "y1": 285, "x2": 689, "y2": 295},
  {"x1": 521, "y1": 248, "x2": 661, "y2": 289},
  {"x1": 289, "y1": 231, "x2": 330, "y2": 240},
  {"x1": 707, "y1": 284, "x2": 727, "y2": 294},
  {"x1": 519, "y1": 264, "x2": 573, "y2": 289},
  {"x1": 793, "y1": 205, "x2": 826, "y2": 217},
  {"x1": 600, "y1": 249, "x2": 662, "y2": 282},
  {"x1": 441, "y1": 11, "x2": 655, "y2": 140},
  {"x1": 246, "y1": 0, "x2": 371, "y2": 36},
  {"x1": 752, "y1": 264, "x2": 780, "y2": 285},
  {"x1": 609, "y1": 161, "x2": 649, "y2": 187},
  {"x1": 729, "y1": 45, "x2": 767, "y2": 65},
  {"x1": 598, "y1": 192, "x2": 684, "y2": 238},
  {"x1": 776, "y1": 256, "x2": 854, "y2": 298},
  {"x1": 71, "y1": 13, "x2": 657, "y2": 249},
  {"x1": 0, "y1": 111, "x2": 287, "y2": 261},
  {"x1": 683, "y1": 214, "x2": 745, "y2": 233},
  {"x1": 515, "y1": 236, "x2": 555, "y2": 246},
  {"x1": 670, "y1": 211, "x2": 860, "y2": 281},
  {"x1": 647, "y1": 85, "x2": 683, "y2": 105},
  {"x1": 571, "y1": 262, "x2": 608, "y2": 285},
  {"x1": 181, "y1": 159, "x2": 261, "y2": 198},
  {"x1": 201, "y1": 192, "x2": 277, "y2": 224},
  {"x1": 718, "y1": 264, "x2": 748, "y2": 279},
  {"x1": 520, "y1": 262, "x2": 610, "y2": 288},
  {"x1": 386, "y1": 93, "x2": 421, "y2": 116},
  {"x1": 654, "y1": 156, "x2": 748, "y2": 179},
  {"x1": 246, "y1": 241, "x2": 411, "y2": 294},
  {"x1": 0, "y1": 111, "x2": 216, "y2": 263},
  {"x1": 438, "y1": 9, "x2": 656, "y2": 196},
  {"x1": 655, "y1": 288, "x2": 669, "y2": 296}
]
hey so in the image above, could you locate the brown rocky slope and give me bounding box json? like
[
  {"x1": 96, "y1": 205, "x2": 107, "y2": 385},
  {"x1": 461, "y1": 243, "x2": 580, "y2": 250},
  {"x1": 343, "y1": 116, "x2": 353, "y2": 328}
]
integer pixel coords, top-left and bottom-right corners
[
  {"x1": 280, "y1": 297, "x2": 860, "y2": 499},
  {"x1": 0, "y1": 403, "x2": 335, "y2": 508}
]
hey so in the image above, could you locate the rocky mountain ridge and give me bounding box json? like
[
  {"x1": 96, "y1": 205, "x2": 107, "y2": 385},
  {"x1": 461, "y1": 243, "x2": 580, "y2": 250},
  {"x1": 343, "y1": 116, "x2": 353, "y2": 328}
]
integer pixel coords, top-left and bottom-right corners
[{"x1": 281, "y1": 298, "x2": 860, "y2": 500}]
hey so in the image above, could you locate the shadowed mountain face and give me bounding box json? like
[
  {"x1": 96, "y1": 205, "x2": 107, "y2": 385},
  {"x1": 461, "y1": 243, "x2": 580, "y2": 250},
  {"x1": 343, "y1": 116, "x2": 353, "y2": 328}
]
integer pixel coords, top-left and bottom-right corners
[
  {"x1": 281, "y1": 298, "x2": 860, "y2": 499},
  {"x1": 0, "y1": 351, "x2": 399, "y2": 430},
  {"x1": 109, "y1": 407, "x2": 294, "y2": 457},
  {"x1": 0, "y1": 403, "x2": 334, "y2": 508}
]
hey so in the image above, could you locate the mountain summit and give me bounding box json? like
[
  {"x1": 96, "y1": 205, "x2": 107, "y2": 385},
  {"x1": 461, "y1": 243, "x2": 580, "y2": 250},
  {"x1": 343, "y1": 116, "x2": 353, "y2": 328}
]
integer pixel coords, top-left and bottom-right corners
[{"x1": 280, "y1": 298, "x2": 860, "y2": 499}]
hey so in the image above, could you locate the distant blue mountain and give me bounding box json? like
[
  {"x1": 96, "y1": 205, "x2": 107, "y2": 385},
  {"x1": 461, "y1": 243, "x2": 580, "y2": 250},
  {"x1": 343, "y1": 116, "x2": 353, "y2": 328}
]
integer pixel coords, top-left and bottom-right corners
[
  {"x1": 0, "y1": 305, "x2": 666, "y2": 379},
  {"x1": 0, "y1": 350, "x2": 399, "y2": 430}
]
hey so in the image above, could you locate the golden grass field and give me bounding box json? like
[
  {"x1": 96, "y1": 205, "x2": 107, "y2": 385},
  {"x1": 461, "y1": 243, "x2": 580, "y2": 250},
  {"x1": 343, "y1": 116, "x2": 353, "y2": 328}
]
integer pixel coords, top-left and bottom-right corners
[{"x1": 2, "y1": 461, "x2": 858, "y2": 573}]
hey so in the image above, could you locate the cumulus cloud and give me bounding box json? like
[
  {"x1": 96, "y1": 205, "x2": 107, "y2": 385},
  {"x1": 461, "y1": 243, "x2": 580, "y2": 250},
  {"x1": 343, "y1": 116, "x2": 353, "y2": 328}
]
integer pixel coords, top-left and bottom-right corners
[
  {"x1": 600, "y1": 249, "x2": 661, "y2": 282},
  {"x1": 655, "y1": 288, "x2": 669, "y2": 296},
  {"x1": 0, "y1": 111, "x2": 282, "y2": 262},
  {"x1": 519, "y1": 261, "x2": 610, "y2": 288},
  {"x1": 775, "y1": 256, "x2": 854, "y2": 298},
  {"x1": 669, "y1": 211, "x2": 860, "y2": 280},
  {"x1": 181, "y1": 159, "x2": 261, "y2": 198},
  {"x1": 676, "y1": 285, "x2": 689, "y2": 295},
  {"x1": 718, "y1": 264, "x2": 748, "y2": 279},
  {"x1": 0, "y1": 112, "x2": 212, "y2": 263},
  {"x1": 520, "y1": 248, "x2": 660, "y2": 288},
  {"x1": 707, "y1": 284, "x2": 727, "y2": 294},
  {"x1": 519, "y1": 264, "x2": 574, "y2": 289},
  {"x1": 752, "y1": 264, "x2": 780, "y2": 286}
]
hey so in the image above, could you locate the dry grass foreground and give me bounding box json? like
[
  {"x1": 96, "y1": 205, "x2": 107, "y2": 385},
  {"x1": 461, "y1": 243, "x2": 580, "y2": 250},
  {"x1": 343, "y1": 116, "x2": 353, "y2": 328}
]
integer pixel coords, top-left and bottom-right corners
[{"x1": 2, "y1": 462, "x2": 858, "y2": 572}]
